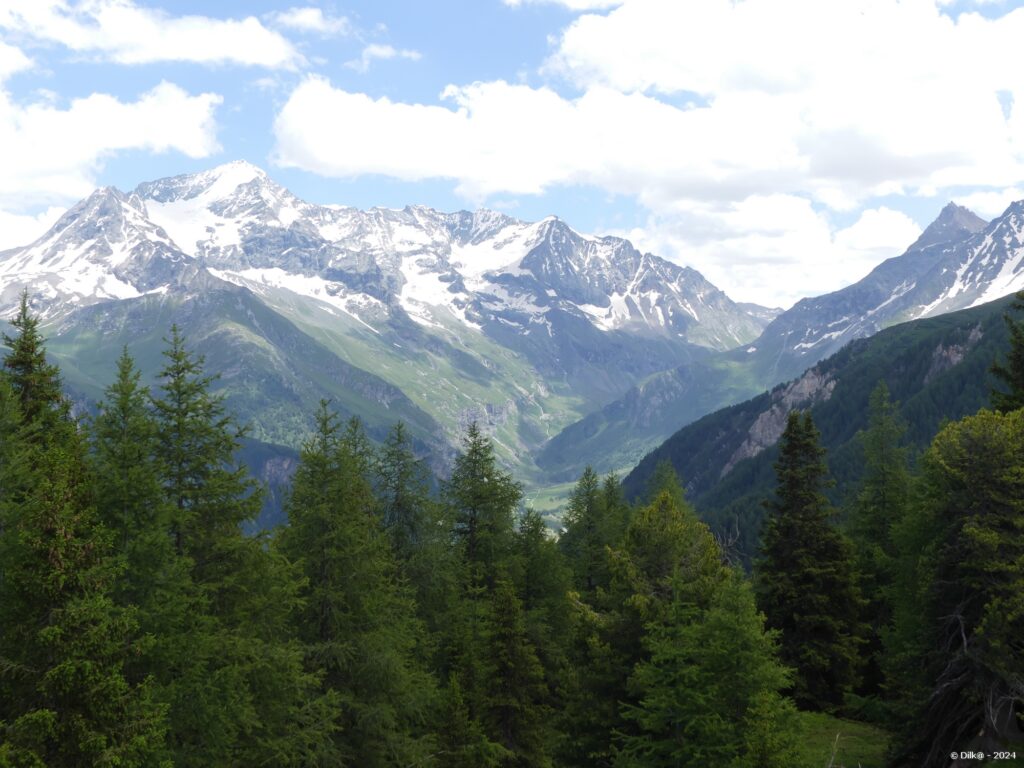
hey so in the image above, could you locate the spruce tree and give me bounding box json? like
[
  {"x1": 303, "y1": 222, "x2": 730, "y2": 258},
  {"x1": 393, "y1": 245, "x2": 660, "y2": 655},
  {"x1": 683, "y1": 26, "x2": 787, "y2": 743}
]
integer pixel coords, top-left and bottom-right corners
[
  {"x1": 484, "y1": 578, "x2": 553, "y2": 767},
  {"x1": 0, "y1": 438, "x2": 170, "y2": 767},
  {"x1": 2, "y1": 291, "x2": 65, "y2": 432},
  {"x1": 90, "y1": 348, "x2": 179, "y2": 614},
  {"x1": 0, "y1": 308, "x2": 168, "y2": 766},
  {"x1": 990, "y1": 289, "x2": 1024, "y2": 412},
  {"x1": 563, "y1": 486, "x2": 726, "y2": 766},
  {"x1": 755, "y1": 411, "x2": 862, "y2": 711},
  {"x1": 278, "y1": 401, "x2": 436, "y2": 766},
  {"x1": 150, "y1": 327, "x2": 324, "y2": 766}
]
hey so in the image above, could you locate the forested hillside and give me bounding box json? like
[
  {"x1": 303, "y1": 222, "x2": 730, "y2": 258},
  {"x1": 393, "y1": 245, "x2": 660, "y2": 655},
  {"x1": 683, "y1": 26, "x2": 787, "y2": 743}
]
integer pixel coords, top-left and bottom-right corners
[
  {"x1": 624, "y1": 293, "x2": 1018, "y2": 561},
  {"x1": 1, "y1": 291, "x2": 1022, "y2": 766}
]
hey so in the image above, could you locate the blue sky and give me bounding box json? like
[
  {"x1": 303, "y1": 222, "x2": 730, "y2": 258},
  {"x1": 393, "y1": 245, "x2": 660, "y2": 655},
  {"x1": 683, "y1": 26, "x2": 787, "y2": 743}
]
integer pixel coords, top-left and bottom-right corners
[{"x1": 2, "y1": 0, "x2": 1024, "y2": 307}]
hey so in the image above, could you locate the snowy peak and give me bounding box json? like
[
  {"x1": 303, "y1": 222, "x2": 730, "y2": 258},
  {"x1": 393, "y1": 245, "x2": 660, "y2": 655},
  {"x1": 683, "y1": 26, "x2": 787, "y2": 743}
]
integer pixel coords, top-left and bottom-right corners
[
  {"x1": 135, "y1": 160, "x2": 268, "y2": 204},
  {"x1": 0, "y1": 186, "x2": 186, "y2": 315},
  {"x1": 909, "y1": 201, "x2": 987, "y2": 252},
  {"x1": 1, "y1": 162, "x2": 772, "y2": 351}
]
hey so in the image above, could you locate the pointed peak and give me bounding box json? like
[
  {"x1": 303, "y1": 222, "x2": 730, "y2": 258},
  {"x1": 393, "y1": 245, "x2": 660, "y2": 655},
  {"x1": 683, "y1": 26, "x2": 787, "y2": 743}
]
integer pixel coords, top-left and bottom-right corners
[
  {"x1": 134, "y1": 160, "x2": 269, "y2": 204},
  {"x1": 909, "y1": 201, "x2": 987, "y2": 251}
]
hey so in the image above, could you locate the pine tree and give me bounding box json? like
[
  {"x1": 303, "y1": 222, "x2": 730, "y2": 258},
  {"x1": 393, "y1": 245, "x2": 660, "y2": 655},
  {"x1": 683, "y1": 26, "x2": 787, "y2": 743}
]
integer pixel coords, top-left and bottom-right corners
[
  {"x1": 0, "y1": 439, "x2": 170, "y2": 767},
  {"x1": 151, "y1": 324, "x2": 258, "y2": 566},
  {"x1": 436, "y1": 677, "x2": 508, "y2": 768},
  {"x1": 990, "y1": 289, "x2": 1024, "y2": 412},
  {"x1": 891, "y1": 410, "x2": 1024, "y2": 765},
  {"x1": 755, "y1": 411, "x2": 863, "y2": 711},
  {"x1": 618, "y1": 571, "x2": 800, "y2": 768},
  {"x1": 562, "y1": 487, "x2": 726, "y2": 766},
  {"x1": 374, "y1": 420, "x2": 456, "y2": 624},
  {"x1": 278, "y1": 401, "x2": 436, "y2": 766},
  {"x1": 90, "y1": 348, "x2": 179, "y2": 613},
  {"x1": 560, "y1": 466, "x2": 624, "y2": 598}
]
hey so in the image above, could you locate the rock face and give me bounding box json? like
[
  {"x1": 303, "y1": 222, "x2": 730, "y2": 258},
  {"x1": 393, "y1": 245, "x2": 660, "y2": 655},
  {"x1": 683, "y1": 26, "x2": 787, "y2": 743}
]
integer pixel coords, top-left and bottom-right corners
[
  {"x1": 537, "y1": 198, "x2": 1024, "y2": 481},
  {"x1": 720, "y1": 367, "x2": 836, "y2": 478}
]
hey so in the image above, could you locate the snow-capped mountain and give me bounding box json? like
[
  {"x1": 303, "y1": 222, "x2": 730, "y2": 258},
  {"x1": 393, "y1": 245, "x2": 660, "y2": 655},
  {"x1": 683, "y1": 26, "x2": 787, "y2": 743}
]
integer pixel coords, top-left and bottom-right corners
[
  {"x1": 750, "y1": 201, "x2": 1001, "y2": 382},
  {"x1": 537, "y1": 199, "x2": 1024, "y2": 480},
  {"x1": 0, "y1": 161, "x2": 774, "y2": 484},
  {"x1": 1, "y1": 161, "x2": 767, "y2": 350}
]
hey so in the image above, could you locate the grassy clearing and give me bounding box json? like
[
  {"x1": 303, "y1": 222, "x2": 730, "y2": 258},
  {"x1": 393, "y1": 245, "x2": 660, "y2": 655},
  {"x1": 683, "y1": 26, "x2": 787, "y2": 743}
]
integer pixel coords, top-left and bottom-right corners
[{"x1": 797, "y1": 712, "x2": 890, "y2": 768}]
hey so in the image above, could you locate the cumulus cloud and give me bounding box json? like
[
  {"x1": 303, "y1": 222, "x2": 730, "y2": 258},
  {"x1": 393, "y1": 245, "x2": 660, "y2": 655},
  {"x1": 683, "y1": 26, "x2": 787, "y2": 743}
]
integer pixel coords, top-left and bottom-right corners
[
  {"x1": 271, "y1": 0, "x2": 1024, "y2": 304},
  {"x1": 0, "y1": 81, "x2": 222, "y2": 211},
  {"x1": 344, "y1": 44, "x2": 422, "y2": 73},
  {"x1": 268, "y1": 6, "x2": 350, "y2": 36},
  {"x1": 0, "y1": 0, "x2": 301, "y2": 68},
  {"x1": 0, "y1": 41, "x2": 32, "y2": 81},
  {"x1": 953, "y1": 186, "x2": 1024, "y2": 218},
  {"x1": 0, "y1": 206, "x2": 66, "y2": 252},
  {"x1": 619, "y1": 201, "x2": 923, "y2": 307}
]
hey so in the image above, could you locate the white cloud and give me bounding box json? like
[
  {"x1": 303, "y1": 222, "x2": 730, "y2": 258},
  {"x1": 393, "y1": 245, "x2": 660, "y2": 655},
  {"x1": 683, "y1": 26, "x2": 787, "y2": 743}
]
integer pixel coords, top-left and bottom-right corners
[
  {"x1": 503, "y1": 0, "x2": 622, "y2": 9},
  {"x1": 619, "y1": 201, "x2": 922, "y2": 308},
  {"x1": 0, "y1": 206, "x2": 66, "y2": 251},
  {"x1": 0, "y1": 0, "x2": 301, "y2": 68},
  {"x1": 0, "y1": 41, "x2": 32, "y2": 81},
  {"x1": 272, "y1": 0, "x2": 1024, "y2": 304},
  {"x1": 952, "y1": 187, "x2": 1024, "y2": 218},
  {"x1": 344, "y1": 44, "x2": 422, "y2": 73},
  {"x1": 0, "y1": 81, "x2": 222, "y2": 211},
  {"x1": 268, "y1": 7, "x2": 350, "y2": 36}
]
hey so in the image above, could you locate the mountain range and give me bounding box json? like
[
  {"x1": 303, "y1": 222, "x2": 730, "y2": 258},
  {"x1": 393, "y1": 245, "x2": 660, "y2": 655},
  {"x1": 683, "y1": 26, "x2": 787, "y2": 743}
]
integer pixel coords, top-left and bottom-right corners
[
  {"x1": 536, "y1": 200, "x2": 1024, "y2": 480},
  {"x1": 0, "y1": 161, "x2": 771, "y2": 493},
  {"x1": 2, "y1": 161, "x2": 1024, "y2": 510}
]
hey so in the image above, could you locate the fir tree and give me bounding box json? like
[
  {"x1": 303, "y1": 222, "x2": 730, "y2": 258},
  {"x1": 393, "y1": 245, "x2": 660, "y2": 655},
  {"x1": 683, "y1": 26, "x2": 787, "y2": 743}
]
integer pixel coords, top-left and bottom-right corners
[
  {"x1": 278, "y1": 401, "x2": 436, "y2": 766},
  {"x1": 755, "y1": 411, "x2": 863, "y2": 711},
  {"x1": 563, "y1": 488, "x2": 726, "y2": 766},
  {"x1": 0, "y1": 315, "x2": 168, "y2": 766},
  {"x1": 90, "y1": 348, "x2": 178, "y2": 612},
  {"x1": 990, "y1": 289, "x2": 1024, "y2": 412}
]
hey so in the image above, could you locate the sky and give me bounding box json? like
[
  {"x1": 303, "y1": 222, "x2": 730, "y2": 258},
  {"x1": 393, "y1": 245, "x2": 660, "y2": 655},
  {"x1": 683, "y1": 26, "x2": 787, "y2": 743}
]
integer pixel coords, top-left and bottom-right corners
[{"x1": 2, "y1": 0, "x2": 1024, "y2": 308}]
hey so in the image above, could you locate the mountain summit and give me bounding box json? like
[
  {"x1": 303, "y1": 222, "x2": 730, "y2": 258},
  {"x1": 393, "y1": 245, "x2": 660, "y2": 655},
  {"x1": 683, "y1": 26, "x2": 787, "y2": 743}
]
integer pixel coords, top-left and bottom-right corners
[{"x1": 0, "y1": 162, "x2": 775, "y2": 479}]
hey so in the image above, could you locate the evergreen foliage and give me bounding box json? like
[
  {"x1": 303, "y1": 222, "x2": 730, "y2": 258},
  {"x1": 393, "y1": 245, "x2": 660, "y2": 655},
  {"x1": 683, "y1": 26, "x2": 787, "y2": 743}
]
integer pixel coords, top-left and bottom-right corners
[
  {"x1": 891, "y1": 410, "x2": 1024, "y2": 765},
  {"x1": 845, "y1": 381, "x2": 911, "y2": 698},
  {"x1": 755, "y1": 411, "x2": 863, "y2": 711},
  {"x1": 990, "y1": 289, "x2": 1024, "y2": 412},
  {"x1": 14, "y1": 288, "x2": 1024, "y2": 766},
  {"x1": 277, "y1": 401, "x2": 436, "y2": 766},
  {"x1": 1, "y1": 291, "x2": 66, "y2": 433},
  {"x1": 618, "y1": 571, "x2": 800, "y2": 768}
]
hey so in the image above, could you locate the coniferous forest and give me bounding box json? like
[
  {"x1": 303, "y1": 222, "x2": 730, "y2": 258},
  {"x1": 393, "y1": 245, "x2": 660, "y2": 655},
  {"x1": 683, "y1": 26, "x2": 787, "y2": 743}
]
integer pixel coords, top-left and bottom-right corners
[{"x1": 1, "y1": 290, "x2": 1023, "y2": 767}]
